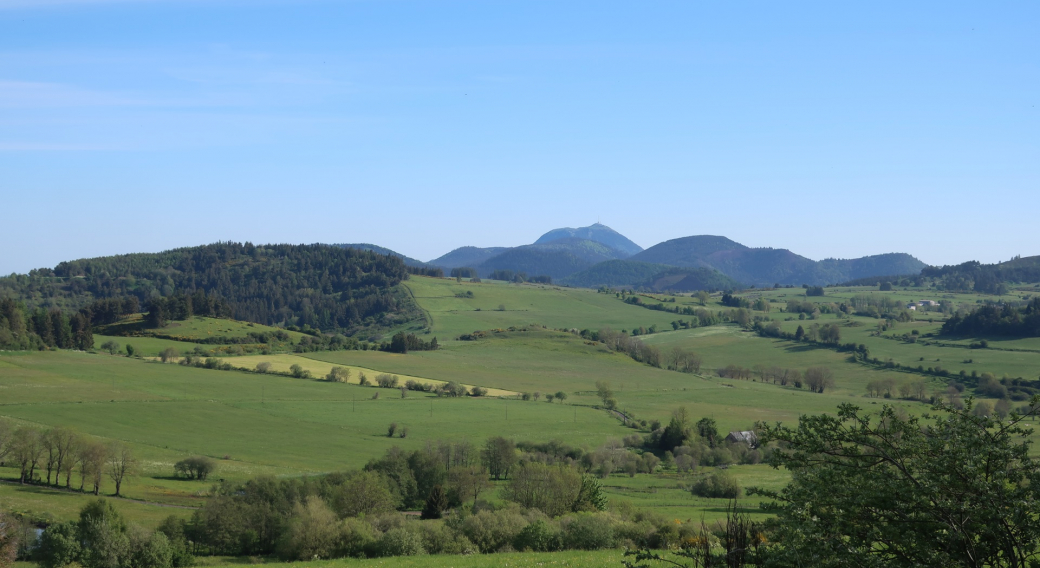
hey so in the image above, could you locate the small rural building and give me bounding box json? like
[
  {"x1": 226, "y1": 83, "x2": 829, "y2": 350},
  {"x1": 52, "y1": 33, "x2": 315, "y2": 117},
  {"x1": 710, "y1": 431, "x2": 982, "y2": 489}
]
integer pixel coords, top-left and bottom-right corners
[
  {"x1": 919, "y1": 300, "x2": 938, "y2": 307},
  {"x1": 725, "y1": 431, "x2": 758, "y2": 447}
]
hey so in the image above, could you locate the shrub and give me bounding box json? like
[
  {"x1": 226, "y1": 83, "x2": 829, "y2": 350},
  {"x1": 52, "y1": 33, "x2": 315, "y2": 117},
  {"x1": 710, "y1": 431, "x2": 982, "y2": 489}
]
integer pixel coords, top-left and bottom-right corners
[
  {"x1": 691, "y1": 471, "x2": 741, "y2": 499},
  {"x1": 375, "y1": 528, "x2": 425, "y2": 557},
  {"x1": 37, "y1": 521, "x2": 82, "y2": 568},
  {"x1": 469, "y1": 386, "x2": 488, "y2": 397},
  {"x1": 277, "y1": 497, "x2": 341, "y2": 560},
  {"x1": 127, "y1": 527, "x2": 174, "y2": 568},
  {"x1": 324, "y1": 366, "x2": 351, "y2": 383},
  {"x1": 336, "y1": 518, "x2": 377, "y2": 558},
  {"x1": 417, "y1": 522, "x2": 475, "y2": 555},
  {"x1": 513, "y1": 519, "x2": 563, "y2": 552},
  {"x1": 173, "y1": 456, "x2": 217, "y2": 481},
  {"x1": 461, "y1": 510, "x2": 529, "y2": 553},
  {"x1": 561, "y1": 513, "x2": 615, "y2": 550},
  {"x1": 376, "y1": 374, "x2": 399, "y2": 388}
]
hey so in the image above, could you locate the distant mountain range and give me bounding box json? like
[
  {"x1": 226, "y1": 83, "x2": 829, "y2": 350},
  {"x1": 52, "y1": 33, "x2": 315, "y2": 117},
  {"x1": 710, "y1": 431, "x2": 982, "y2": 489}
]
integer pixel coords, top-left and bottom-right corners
[{"x1": 338, "y1": 223, "x2": 928, "y2": 291}]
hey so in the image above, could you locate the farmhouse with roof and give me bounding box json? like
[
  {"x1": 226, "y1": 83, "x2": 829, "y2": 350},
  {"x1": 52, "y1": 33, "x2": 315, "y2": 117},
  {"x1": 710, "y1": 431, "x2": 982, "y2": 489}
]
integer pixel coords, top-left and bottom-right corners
[{"x1": 725, "y1": 430, "x2": 758, "y2": 447}]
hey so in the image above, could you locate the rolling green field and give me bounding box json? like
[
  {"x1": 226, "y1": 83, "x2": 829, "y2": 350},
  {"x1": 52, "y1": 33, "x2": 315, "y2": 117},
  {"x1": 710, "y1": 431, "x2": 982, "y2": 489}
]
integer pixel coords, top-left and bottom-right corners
[
  {"x1": 3, "y1": 276, "x2": 1037, "y2": 565},
  {"x1": 405, "y1": 277, "x2": 682, "y2": 339}
]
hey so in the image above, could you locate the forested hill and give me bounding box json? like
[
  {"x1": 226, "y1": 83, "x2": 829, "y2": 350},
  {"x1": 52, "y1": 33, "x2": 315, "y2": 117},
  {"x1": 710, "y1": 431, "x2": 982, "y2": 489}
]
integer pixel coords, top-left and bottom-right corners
[
  {"x1": 922, "y1": 256, "x2": 1040, "y2": 294},
  {"x1": 0, "y1": 243, "x2": 418, "y2": 333}
]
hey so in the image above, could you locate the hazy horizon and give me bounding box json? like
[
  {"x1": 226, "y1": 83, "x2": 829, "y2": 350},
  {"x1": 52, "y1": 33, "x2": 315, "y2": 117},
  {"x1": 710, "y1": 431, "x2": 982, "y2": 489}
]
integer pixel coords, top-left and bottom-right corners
[{"x1": 2, "y1": 1, "x2": 1037, "y2": 274}]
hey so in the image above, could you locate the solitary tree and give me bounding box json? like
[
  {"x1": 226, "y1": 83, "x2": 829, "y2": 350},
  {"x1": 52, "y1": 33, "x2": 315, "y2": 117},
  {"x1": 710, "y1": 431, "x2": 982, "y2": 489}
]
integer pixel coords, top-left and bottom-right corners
[
  {"x1": 106, "y1": 442, "x2": 136, "y2": 497},
  {"x1": 696, "y1": 417, "x2": 719, "y2": 448},
  {"x1": 420, "y1": 485, "x2": 449, "y2": 520},
  {"x1": 330, "y1": 471, "x2": 397, "y2": 518},
  {"x1": 324, "y1": 366, "x2": 351, "y2": 383},
  {"x1": 448, "y1": 465, "x2": 492, "y2": 508},
  {"x1": 481, "y1": 437, "x2": 517, "y2": 480},
  {"x1": 78, "y1": 440, "x2": 108, "y2": 495}
]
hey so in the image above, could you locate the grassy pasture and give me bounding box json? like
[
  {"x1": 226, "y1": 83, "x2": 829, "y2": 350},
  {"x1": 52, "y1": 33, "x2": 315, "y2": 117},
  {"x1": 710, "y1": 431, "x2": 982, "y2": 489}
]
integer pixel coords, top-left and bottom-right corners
[
  {"x1": 101, "y1": 316, "x2": 308, "y2": 342},
  {"x1": 0, "y1": 350, "x2": 633, "y2": 507},
  {"x1": 0, "y1": 479, "x2": 190, "y2": 528},
  {"x1": 93, "y1": 335, "x2": 208, "y2": 358},
  {"x1": 405, "y1": 277, "x2": 681, "y2": 339},
  {"x1": 4, "y1": 278, "x2": 1039, "y2": 542}
]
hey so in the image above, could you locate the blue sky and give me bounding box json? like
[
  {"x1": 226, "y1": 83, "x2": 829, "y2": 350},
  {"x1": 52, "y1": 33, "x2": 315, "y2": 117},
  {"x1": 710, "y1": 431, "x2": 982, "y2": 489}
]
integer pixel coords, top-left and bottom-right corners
[{"x1": 1, "y1": 0, "x2": 1037, "y2": 274}]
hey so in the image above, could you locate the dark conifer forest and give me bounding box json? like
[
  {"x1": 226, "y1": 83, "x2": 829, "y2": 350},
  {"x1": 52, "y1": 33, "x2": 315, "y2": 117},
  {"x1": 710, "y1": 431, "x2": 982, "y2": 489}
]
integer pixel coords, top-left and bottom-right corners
[{"x1": 0, "y1": 243, "x2": 418, "y2": 340}]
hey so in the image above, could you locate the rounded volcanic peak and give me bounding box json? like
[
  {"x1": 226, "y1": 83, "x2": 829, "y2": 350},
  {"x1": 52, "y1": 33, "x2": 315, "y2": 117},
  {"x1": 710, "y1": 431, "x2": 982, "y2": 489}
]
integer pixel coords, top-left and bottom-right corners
[
  {"x1": 630, "y1": 235, "x2": 747, "y2": 267},
  {"x1": 534, "y1": 223, "x2": 642, "y2": 257},
  {"x1": 530, "y1": 237, "x2": 630, "y2": 262},
  {"x1": 427, "y1": 246, "x2": 509, "y2": 270}
]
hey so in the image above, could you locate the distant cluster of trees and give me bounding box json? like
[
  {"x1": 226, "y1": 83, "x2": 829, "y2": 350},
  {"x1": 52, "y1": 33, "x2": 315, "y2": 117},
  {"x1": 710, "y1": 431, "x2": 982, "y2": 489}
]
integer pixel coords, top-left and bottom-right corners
[
  {"x1": 713, "y1": 365, "x2": 834, "y2": 393},
  {"x1": 584, "y1": 328, "x2": 662, "y2": 369},
  {"x1": 721, "y1": 293, "x2": 750, "y2": 308},
  {"x1": 449, "y1": 268, "x2": 478, "y2": 278},
  {"x1": 406, "y1": 265, "x2": 444, "y2": 278},
  {"x1": 757, "y1": 321, "x2": 843, "y2": 345},
  {"x1": 384, "y1": 332, "x2": 439, "y2": 353},
  {"x1": 941, "y1": 298, "x2": 1040, "y2": 338},
  {"x1": 486, "y1": 270, "x2": 552, "y2": 284},
  {"x1": 0, "y1": 298, "x2": 94, "y2": 351},
  {"x1": 921, "y1": 259, "x2": 1040, "y2": 294},
  {"x1": 620, "y1": 293, "x2": 726, "y2": 322},
  {"x1": 865, "y1": 378, "x2": 932, "y2": 401},
  {"x1": 146, "y1": 292, "x2": 232, "y2": 328}
]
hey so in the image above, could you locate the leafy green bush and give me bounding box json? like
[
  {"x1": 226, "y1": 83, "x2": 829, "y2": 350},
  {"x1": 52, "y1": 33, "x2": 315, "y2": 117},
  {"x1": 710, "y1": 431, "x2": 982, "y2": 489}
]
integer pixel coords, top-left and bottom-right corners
[
  {"x1": 460, "y1": 510, "x2": 529, "y2": 553},
  {"x1": 561, "y1": 513, "x2": 615, "y2": 550},
  {"x1": 691, "y1": 471, "x2": 742, "y2": 499},
  {"x1": 336, "y1": 518, "x2": 377, "y2": 559},
  {"x1": 513, "y1": 519, "x2": 563, "y2": 552},
  {"x1": 375, "y1": 528, "x2": 425, "y2": 557}
]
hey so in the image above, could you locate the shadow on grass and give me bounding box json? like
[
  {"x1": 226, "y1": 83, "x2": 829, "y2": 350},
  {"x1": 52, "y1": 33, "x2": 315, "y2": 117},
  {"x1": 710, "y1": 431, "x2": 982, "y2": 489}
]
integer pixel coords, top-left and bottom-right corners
[{"x1": 780, "y1": 342, "x2": 834, "y2": 354}]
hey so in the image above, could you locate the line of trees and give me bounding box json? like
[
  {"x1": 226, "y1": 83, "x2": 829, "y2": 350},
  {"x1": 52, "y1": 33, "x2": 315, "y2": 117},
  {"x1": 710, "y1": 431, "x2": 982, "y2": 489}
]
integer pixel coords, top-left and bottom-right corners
[{"x1": 0, "y1": 421, "x2": 135, "y2": 497}]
